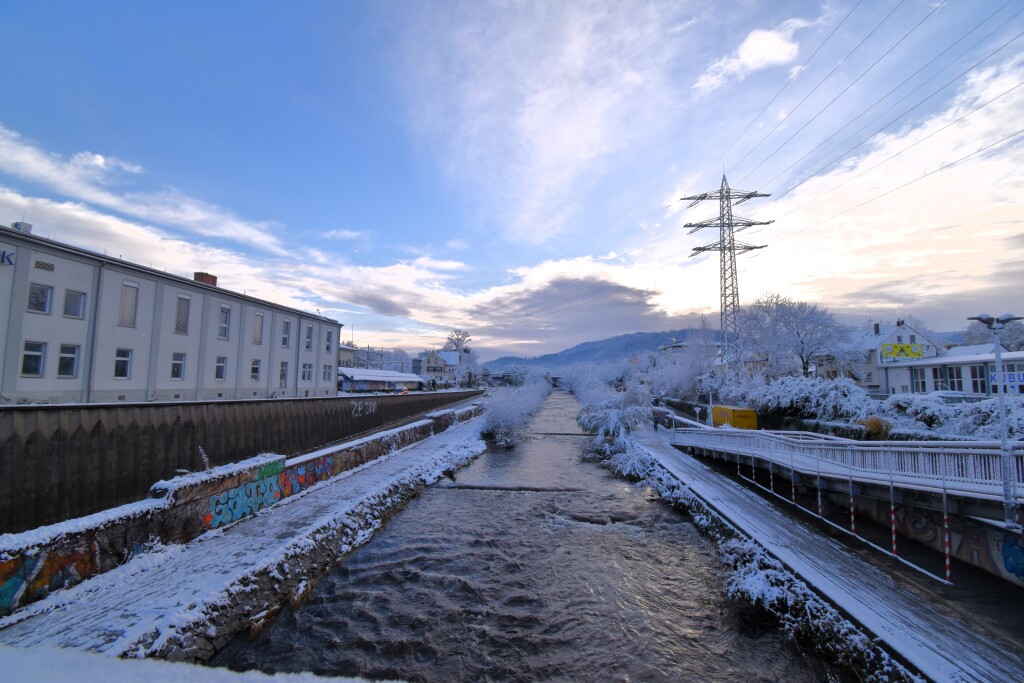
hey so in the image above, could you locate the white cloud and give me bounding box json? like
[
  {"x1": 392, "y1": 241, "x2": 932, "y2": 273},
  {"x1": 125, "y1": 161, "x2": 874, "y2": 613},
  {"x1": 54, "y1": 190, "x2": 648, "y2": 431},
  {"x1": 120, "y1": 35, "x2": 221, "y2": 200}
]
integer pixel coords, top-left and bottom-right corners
[
  {"x1": 324, "y1": 229, "x2": 360, "y2": 239},
  {"x1": 446, "y1": 238, "x2": 469, "y2": 250},
  {"x1": 692, "y1": 18, "x2": 812, "y2": 95},
  {"x1": 400, "y1": 0, "x2": 689, "y2": 245},
  {"x1": 0, "y1": 124, "x2": 288, "y2": 255}
]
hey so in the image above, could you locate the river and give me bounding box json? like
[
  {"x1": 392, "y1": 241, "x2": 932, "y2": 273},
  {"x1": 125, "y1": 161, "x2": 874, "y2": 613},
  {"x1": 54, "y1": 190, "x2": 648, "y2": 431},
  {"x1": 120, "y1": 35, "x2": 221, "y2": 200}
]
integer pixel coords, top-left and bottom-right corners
[{"x1": 213, "y1": 391, "x2": 826, "y2": 681}]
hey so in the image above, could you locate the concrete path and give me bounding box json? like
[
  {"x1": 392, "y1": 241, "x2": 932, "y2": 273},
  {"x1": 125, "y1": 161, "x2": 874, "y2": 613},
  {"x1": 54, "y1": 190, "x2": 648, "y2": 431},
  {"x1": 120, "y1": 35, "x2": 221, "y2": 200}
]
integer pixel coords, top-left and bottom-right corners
[
  {"x1": 0, "y1": 419, "x2": 486, "y2": 657},
  {"x1": 635, "y1": 427, "x2": 1024, "y2": 683}
]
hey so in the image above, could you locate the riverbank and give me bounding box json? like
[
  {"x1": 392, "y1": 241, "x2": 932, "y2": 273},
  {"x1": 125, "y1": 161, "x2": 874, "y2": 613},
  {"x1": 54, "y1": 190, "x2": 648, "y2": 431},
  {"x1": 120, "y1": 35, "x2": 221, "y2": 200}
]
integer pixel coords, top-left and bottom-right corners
[
  {"x1": 0, "y1": 408, "x2": 486, "y2": 663},
  {"x1": 624, "y1": 426, "x2": 1024, "y2": 683}
]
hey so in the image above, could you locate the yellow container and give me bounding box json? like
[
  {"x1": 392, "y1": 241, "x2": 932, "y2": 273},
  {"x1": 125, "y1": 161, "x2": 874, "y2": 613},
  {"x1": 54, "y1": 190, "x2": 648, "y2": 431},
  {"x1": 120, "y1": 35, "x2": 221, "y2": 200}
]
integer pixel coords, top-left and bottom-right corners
[{"x1": 711, "y1": 405, "x2": 758, "y2": 430}]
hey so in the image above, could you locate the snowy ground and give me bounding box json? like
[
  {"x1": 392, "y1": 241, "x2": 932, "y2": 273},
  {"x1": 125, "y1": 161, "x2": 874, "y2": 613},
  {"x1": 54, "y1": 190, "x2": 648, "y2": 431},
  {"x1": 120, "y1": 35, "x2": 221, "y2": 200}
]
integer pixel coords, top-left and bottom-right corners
[
  {"x1": 634, "y1": 426, "x2": 1024, "y2": 683},
  {"x1": 0, "y1": 417, "x2": 487, "y2": 680}
]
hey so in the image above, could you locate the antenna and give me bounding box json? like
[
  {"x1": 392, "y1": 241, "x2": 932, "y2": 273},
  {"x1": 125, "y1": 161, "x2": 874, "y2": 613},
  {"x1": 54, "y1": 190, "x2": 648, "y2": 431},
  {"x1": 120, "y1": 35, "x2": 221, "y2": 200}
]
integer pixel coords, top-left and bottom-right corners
[{"x1": 681, "y1": 175, "x2": 773, "y2": 375}]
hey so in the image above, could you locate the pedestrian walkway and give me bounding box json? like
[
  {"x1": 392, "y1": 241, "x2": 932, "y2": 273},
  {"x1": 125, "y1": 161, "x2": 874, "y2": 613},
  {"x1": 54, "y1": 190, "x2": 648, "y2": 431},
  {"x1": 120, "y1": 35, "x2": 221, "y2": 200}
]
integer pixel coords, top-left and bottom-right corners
[
  {"x1": 634, "y1": 427, "x2": 1024, "y2": 683},
  {"x1": 0, "y1": 419, "x2": 486, "y2": 657}
]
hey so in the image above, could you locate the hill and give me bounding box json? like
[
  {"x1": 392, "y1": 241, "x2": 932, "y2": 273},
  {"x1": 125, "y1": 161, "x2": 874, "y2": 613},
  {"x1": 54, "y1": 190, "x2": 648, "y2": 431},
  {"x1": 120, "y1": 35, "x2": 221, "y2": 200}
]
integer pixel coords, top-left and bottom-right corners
[{"x1": 483, "y1": 329, "x2": 708, "y2": 369}]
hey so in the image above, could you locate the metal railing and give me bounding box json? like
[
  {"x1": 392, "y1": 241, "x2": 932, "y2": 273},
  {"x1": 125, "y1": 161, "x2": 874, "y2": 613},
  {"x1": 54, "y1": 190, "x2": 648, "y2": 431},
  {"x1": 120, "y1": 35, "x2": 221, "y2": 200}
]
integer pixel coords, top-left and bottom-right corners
[{"x1": 672, "y1": 428, "x2": 1024, "y2": 504}]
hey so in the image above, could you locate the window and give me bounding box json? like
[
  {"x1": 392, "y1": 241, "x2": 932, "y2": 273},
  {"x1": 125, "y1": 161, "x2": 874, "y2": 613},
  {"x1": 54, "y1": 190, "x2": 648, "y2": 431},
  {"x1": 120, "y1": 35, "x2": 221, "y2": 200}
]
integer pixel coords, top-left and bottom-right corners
[
  {"x1": 115, "y1": 348, "x2": 132, "y2": 379},
  {"x1": 304, "y1": 325, "x2": 313, "y2": 351},
  {"x1": 63, "y1": 290, "x2": 86, "y2": 318},
  {"x1": 21, "y1": 341, "x2": 45, "y2": 377},
  {"x1": 215, "y1": 356, "x2": 228, "y2": 380},
  {"x1": 970, "y1": 365, "x2": 988, "y2": 394},
  {"x1": 218, "y1": 305, "x2": 231, "y2": 339},
  {"x1": 322, "y1": 364, "x2": 332, "y2": 382},
  {"x1": 948, "y1": 366, "x2": 963, "y2": 392},
  {"x1": 28, "y1": 283, "x2": 52, "y2": 313},
  {"x1": 325, "y1": 330, "x2": 332, "y2": 354},
  {"x1": 175, "y1": 295, "x2": 190, "y2": 334},
  {"x1": 911, "y1": 367, "x2": 926, "y2": 393},
  {"x1": 251, "y1": 359, "x2": 261, "y2": 381},
  {"x1": 301, "y1": 363, "x2": 313, "y2": 381},
  {"x1": 58, "y1": 344, "x2": 80, "y2": 378},
  {"x1": 253, "y1": 313, "x2": 264, "y2": 344},
  {"x1": 910, "y1": 334, "x2": 917, "y2": 343},
  {"x1": 119, "y1": 281, "x2": 139, "y2": 327},
  {"x1": 282, "y1": 321, "x2": 291, "y2": 348},
  {"x1": 896, "y1": 335, "x2": 903, "y2": 343},
  {"x1": 171, "y1": 352, "x2": 186, "y2": 380},
  {"x1": 279, "y1": 361, "x2": 288, "y2": 388}
]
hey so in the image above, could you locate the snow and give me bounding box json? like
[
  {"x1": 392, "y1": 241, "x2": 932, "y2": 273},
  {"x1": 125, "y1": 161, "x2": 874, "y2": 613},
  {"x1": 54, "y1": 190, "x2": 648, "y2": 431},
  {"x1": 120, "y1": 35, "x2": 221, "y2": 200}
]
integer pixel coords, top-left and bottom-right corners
[
  {"x1": 631, "y1": 424, "x2": 1024, "y2": 683},
  {"x1": 0, "y1": 643, "x2": 393, "y2": 682},
  {"x1": 0, "y1": 417, "x2": 487, "y2": 664},
  {"x1": 0, "y1": 497, "x2": 166, "y2": 556}
]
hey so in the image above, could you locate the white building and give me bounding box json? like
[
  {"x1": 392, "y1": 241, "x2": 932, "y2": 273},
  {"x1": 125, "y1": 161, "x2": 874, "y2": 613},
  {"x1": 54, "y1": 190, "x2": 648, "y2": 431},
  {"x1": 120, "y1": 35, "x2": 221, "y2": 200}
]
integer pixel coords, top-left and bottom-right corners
[
  {"x1": 843, "y1": 321, "x2": 1022, "y2": 397},
  {"x1": 0, "y1": 222, "x2": 342, "y2": 404}
]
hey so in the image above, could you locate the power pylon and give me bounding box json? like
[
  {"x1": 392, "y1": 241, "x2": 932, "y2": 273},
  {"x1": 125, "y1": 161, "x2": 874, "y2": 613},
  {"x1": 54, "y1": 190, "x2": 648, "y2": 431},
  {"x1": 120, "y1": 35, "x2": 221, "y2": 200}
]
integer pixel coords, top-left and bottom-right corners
[{"x1": 681, "y1": 175, "x2": 773, "y2": 374}]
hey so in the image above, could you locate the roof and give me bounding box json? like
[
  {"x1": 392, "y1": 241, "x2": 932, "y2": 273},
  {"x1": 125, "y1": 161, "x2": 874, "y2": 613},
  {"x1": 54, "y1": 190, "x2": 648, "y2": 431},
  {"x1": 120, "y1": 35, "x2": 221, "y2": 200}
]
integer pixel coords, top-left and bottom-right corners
[
  {"x1": 337, "y1": 369, "x2": 422, "y2": 383},
  {"x1": 438, "y1": 351, "x2": 461, "y2": 365},
  {"x1": 0, "y1": 224, "x2": 341, "y2": 326},
  {"x1": 942, "y1": 343, "x2": 1007, "y2": 357},
  {"x1": 880, "y1": 349, "x2": 1024, "y2": 367}
]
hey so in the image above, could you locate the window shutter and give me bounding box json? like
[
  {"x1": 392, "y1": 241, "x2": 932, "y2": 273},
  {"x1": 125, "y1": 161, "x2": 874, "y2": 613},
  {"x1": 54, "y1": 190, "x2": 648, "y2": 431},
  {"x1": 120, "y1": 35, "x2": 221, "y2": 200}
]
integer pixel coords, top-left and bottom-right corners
[{"x1": 175, "y1": 297, "x2": 190, "y2": 334}]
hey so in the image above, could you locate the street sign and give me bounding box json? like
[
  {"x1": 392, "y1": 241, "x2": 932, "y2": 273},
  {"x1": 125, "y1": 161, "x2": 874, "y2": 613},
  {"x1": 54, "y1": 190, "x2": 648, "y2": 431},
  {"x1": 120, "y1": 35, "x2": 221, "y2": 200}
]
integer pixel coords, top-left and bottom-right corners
[{"x1": 989, "y1": 371, "x2": 1023, "y2": 386}]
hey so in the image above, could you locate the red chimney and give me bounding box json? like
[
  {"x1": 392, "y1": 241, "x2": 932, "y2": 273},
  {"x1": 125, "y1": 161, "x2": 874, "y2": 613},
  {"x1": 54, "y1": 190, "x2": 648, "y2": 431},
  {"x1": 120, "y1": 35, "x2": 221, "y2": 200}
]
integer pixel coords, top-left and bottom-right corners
[{"x1": 194, "y1": 272, "x2": 218, "y2": 286}]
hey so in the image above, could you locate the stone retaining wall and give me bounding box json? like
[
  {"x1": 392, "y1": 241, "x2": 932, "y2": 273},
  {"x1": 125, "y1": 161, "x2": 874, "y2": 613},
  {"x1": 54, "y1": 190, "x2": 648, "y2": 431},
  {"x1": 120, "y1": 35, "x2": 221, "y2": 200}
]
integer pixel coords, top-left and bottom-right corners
[{"x1": 0, "y1": 405, "x2": 482, "y2": 616}]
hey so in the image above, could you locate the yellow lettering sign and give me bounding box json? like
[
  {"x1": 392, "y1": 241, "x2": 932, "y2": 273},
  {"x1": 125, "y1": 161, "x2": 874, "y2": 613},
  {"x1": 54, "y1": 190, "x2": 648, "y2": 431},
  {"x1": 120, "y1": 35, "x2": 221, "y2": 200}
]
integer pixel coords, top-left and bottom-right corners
[{"x1": 882, "y1": 343, "x2": 923, "y2": 358}]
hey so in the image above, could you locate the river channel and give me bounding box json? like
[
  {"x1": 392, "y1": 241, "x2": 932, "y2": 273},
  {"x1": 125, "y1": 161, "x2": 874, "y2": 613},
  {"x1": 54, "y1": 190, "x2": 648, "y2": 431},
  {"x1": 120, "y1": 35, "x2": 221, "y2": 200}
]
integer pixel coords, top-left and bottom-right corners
[{"x1": 213, "y1": 391, "x2": 826, "y2": 681}]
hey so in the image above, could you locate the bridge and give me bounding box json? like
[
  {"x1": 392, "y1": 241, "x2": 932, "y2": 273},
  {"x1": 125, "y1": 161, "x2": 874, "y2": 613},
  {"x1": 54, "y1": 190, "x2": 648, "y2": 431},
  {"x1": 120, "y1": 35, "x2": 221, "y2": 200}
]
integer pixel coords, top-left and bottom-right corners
[{"x1": 668, "y1": 419, "x2": 1024, "y2": 583}]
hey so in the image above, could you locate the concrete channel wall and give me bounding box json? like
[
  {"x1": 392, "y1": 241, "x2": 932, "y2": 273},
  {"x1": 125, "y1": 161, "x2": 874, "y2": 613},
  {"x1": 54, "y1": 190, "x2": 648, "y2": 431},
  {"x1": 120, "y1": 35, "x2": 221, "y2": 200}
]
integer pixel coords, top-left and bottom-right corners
[
  {"x1": 0, "y1": 390, "x2": 481, "y2": 533},
  {"x1": 0, "y1": 404, "x2": 482, "y2": 617}
]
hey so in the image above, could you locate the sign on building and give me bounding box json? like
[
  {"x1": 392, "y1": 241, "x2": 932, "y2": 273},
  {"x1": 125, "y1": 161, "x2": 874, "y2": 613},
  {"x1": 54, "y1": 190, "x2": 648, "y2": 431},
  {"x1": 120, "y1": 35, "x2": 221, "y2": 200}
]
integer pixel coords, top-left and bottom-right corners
[
  {"x1": 882, "y1": 343, "x2": 923, "y2": 359},
  {"x1": 989, "y1": 371, "x2": 1023, "y2": 388}
]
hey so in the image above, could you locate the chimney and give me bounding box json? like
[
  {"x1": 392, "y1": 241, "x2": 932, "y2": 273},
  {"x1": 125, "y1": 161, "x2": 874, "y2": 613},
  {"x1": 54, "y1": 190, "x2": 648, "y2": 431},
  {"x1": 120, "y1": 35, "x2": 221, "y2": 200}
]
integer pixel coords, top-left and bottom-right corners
[
  {"x1": 11, "y1": 222, "x2": 33, "y2": 234},
  {"x1": 194, "y1": 272, "x2": 218, "y2": 286},
  {"x1": 873, "y1": 322, "x2": 880, "y2": 335}
]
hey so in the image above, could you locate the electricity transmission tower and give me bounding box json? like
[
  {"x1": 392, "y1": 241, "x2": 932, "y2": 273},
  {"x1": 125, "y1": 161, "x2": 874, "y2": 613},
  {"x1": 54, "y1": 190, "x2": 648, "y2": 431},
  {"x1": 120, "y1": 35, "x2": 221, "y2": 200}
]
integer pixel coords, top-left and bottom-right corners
[{"x1": 682, "y1": 175, "x2": 773, "y2": 374}]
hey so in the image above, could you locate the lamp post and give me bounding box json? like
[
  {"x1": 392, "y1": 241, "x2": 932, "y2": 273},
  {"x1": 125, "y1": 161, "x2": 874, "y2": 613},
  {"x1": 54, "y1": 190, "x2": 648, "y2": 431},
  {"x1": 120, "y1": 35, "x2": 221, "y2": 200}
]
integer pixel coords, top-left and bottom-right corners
[{"x1": 968, "y1": 313, "x2": 1022, "y2": 529}]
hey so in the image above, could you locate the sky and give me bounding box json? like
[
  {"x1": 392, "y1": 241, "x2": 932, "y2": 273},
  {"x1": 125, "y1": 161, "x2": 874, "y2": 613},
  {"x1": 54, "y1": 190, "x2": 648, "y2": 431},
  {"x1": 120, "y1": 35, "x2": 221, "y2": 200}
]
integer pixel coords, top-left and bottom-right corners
[{"x1": 1, "y1": 0, "x2": 1022, "y2": 361}]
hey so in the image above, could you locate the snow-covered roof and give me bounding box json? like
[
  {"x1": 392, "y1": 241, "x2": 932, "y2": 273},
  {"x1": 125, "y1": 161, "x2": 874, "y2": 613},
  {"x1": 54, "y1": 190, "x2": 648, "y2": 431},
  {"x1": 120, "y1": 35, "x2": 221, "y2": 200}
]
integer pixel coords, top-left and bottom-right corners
[
  {"x1": 881, "y1": 349, "x2": 1024, "y2": 367},
  {"x1": 942, "y1": 343, "x2": 1007, "y2": 357},
  {"x1": 337, "y1": 368, "x2": 422, "y2": 383},
  {"x1": 438, "y1": 351, "x2": 461, "y2": 366}
]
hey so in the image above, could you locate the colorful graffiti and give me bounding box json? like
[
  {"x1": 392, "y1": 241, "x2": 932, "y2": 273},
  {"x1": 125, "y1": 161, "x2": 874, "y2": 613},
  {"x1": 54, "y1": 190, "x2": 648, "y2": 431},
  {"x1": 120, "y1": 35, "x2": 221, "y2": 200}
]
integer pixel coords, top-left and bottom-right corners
[
  {"x1": 279, "y1": 456, "x2": 335, "y2": 498},
  {"x1": 205, "y1": 475, "x2": 283, "y2": 528},
  {"x1": 0, "y1": 539, "x2": 98, "y2": 614},
  {"x1": 258, "y1": 460, "x2": 284, "y2": 480}
]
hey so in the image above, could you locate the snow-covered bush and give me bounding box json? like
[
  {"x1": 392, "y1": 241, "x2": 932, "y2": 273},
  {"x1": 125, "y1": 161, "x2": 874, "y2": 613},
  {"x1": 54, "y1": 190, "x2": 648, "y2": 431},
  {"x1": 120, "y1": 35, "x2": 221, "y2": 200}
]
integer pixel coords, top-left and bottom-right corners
[
  {"x1": 481, "y1": 371, "x2": 551, "y2": 447},
  {"x1": 882, "y1": 395, "x2": 956, "y2": 429},
  {"x1": 576, "y1": 378, "x2": 653, "y2": 457},
  {"x1": 724, "y1": 375, "x2": 874, "y2": 421}
]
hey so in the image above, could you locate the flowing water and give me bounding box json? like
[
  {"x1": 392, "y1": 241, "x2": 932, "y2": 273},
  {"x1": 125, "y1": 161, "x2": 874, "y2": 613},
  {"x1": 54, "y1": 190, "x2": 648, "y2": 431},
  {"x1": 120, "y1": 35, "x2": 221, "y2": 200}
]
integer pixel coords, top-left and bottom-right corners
[{"x1": 213, "y1": 391, "x2": 825, "y2": 681}]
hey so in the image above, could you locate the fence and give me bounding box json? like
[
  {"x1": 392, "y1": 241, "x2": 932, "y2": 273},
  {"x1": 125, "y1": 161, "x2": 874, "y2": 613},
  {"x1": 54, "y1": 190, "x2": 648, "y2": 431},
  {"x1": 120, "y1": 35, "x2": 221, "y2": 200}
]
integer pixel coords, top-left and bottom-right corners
[{"x1": 0, "y1": 391, "x2": 481, "y2": 533}]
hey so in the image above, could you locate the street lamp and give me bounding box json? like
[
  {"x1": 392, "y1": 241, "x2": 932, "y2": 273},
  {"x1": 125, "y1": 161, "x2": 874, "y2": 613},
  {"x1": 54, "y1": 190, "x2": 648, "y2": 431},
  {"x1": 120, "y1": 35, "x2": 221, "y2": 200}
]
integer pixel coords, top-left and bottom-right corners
[{"x1": 968, "y1": 313, "x2": 1023, "y2": 529}]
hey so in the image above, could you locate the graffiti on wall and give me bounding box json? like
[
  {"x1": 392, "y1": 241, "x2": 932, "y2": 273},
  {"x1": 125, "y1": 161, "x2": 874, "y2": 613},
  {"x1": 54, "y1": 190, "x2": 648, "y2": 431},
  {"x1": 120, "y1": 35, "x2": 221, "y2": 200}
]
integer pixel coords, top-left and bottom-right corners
[
  {"x1": 352, "y1": 400, "x2": 377, "y2": 417},
  {"x1": 0, "y1": 538, "x2": 99, "y2": 613},
  {"x1": 862, "y1": 499, "x2": 1024, "y2": 584},
  {"x1": 205, "y1": 475, "x2": 283, "y2": 528},
  {"x1": 279, "y1": 456, "x2": 335, "y2": 498},
  {"x1": 203, "y1": 456, "x2": 336, "y2": 529}
]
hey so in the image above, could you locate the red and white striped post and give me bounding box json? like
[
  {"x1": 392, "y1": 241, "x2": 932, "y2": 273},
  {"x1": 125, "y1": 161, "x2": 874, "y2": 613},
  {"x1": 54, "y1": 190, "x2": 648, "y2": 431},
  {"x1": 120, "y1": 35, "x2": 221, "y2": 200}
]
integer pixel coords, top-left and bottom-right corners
[
  {"x1": 943, "y1": 511, "x2": 952, "y2": 584},
  {"x1": 790, "y1": 451, "x2": 796, "y2": 502},
  {"x1": 890, "y1": 502, "x2": 898, "y2": 555},
  {"x1": 850, "y1": 493, "x2": 856, "y2": 536}
]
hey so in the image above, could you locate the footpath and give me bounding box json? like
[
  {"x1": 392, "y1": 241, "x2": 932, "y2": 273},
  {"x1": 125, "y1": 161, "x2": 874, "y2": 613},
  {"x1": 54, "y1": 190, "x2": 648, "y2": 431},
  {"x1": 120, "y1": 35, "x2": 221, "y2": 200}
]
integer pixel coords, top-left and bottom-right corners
[
  {"x1": 634, "y1": 426, "x2": 1024, "y2": 683},
  {"x1": 0, "y1": 417, "x2": 486, "y2": 660}
]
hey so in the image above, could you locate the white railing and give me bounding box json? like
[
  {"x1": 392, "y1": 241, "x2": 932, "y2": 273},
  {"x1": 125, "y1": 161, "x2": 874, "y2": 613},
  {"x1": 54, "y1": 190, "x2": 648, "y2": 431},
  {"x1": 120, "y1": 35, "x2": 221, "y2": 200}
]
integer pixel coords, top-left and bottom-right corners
[{"x1": 672, "y1": 428, "x2": 1024, "y2": 504}]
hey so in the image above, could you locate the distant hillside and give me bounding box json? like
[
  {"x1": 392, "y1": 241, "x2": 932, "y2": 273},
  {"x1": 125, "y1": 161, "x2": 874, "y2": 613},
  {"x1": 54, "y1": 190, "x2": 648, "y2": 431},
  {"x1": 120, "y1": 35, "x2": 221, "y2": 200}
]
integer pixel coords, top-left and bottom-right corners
[{"x1": 484, "y1": 329, "x2": 708, "y2": 369}]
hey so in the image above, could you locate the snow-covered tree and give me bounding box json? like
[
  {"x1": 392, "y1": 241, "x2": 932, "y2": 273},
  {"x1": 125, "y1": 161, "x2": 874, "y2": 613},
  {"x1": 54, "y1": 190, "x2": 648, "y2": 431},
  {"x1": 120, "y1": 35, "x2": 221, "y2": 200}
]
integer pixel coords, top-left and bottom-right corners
[
  {"x1": 740, "y1": 293, "x2": 853, "y2": 377},
  {"x1": 576, "y1": 377, "x2": 652, "y2": 457},
  {"x1": 964, "y1": 319, "x2": 1024, "y2": 351},
  {"x1": 444, "y1": 329, "x2": 472, "y2": 353}
]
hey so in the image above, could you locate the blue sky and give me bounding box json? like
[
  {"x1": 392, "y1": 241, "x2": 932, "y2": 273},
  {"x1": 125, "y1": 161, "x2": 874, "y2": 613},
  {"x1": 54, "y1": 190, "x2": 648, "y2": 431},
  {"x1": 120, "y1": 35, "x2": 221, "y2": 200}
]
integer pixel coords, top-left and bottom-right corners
[{"x1": 1, "y1": 0, "x2": 1022, "y2": 360}]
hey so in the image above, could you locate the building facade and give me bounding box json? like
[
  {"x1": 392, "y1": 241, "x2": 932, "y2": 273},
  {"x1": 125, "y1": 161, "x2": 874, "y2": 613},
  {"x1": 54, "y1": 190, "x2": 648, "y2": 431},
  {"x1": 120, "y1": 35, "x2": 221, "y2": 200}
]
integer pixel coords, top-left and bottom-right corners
[
  {"x1": 837, "y1": 321, "x2": 1022, "y2": 397},
  {"x1": 0, "y1": 223, "x2": 342, "y2": 404}
]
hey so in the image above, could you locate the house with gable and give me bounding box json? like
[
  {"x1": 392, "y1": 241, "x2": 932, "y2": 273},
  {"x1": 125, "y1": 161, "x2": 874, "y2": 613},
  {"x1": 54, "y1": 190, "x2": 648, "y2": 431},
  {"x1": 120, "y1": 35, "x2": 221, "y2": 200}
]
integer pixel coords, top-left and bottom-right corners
[
  {"x1": 836, "y1": 319, "x2": 1023, "y2": 397},
  {"x1": 419, "y1": 349, "x2": 459, "y2": 387}
]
